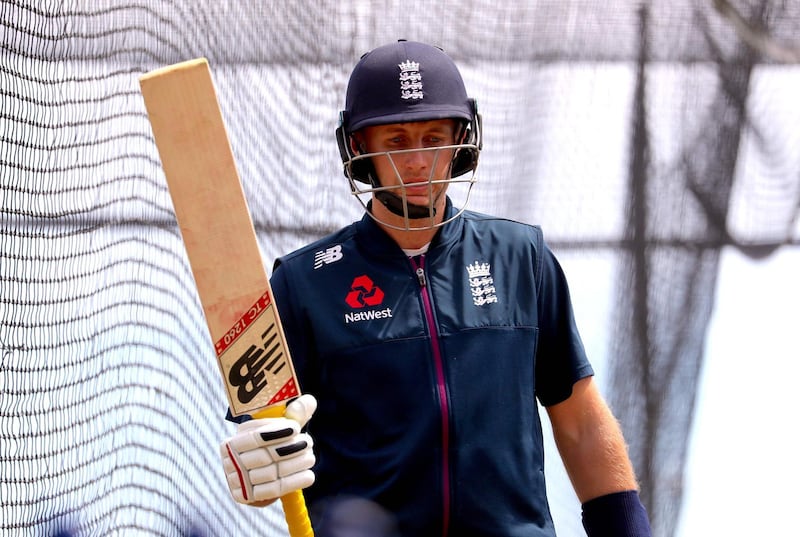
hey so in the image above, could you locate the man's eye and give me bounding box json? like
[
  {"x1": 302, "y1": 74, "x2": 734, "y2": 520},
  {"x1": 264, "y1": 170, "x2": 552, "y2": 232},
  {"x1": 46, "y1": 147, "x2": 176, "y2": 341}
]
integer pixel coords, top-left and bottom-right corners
[{"x1": 425, "y1": 136, "x2": 447, "y2": 146}]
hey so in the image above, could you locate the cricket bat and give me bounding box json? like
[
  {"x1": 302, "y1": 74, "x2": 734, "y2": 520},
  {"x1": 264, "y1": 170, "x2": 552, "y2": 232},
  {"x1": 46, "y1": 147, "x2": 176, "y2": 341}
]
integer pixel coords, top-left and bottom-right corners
[{"x1": 139, "y1": 58, "x2": 313, "y2": 537}]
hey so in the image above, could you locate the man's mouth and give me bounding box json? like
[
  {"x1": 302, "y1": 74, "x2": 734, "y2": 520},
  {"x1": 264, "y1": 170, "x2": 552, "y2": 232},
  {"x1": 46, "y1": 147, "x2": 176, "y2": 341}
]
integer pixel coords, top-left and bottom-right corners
[{"x1": 400, "y1": 179, "x2": 433, "y2": 193}]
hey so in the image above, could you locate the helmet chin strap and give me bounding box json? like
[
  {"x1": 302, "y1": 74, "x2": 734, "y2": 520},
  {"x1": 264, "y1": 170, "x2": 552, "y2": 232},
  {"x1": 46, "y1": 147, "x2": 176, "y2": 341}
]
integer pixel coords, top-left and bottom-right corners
[{"x1": 374, "y1": 190, "x2": 436, "y2": 219}]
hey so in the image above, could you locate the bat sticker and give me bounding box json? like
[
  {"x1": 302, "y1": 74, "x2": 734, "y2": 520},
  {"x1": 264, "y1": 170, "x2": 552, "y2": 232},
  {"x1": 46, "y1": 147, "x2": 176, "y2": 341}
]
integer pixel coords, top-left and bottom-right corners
[{"x1": 216, "y1": 291, "x2": 299, "y2": 415}]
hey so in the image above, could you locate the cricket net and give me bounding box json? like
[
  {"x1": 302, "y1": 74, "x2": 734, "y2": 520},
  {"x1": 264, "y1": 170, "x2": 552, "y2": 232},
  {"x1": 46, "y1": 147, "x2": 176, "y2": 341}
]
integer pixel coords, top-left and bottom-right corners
[{"x1": 2, "y1": 1, "x2": 799, "y2": 536}]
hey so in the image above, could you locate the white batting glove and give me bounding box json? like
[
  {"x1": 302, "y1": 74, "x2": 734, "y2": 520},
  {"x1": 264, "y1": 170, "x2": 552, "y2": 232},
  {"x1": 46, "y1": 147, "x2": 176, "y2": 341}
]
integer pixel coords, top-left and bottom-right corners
[{"x1": 220, "y1": 394, "x2": 317, "y2": 505}]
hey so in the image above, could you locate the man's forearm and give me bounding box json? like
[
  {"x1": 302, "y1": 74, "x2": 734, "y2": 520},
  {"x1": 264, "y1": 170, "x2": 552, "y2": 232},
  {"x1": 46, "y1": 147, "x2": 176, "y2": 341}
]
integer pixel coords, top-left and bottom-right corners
[{"x1": 548, "y1": 378, "x2": 638, "y2": 502}]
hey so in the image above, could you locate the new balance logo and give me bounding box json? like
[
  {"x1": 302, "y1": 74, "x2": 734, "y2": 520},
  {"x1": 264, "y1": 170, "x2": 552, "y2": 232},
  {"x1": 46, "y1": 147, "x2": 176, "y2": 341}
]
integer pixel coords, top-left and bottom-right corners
[
  {"x1": 227, "y1": 324, "x2": 286, "y2": 404},
  {"x1": 344, "y1": 275, "x2": 393, "y2": 324},
  {"x1": 314, "y1": 245, "x2": 343, "y2": 269}
]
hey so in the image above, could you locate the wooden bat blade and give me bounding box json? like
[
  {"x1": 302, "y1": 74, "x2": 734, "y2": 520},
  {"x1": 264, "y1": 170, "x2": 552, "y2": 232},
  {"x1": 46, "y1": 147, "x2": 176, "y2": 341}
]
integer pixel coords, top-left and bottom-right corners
[
  {"x1": 139, "y1": 58, "x2": 300, "y2": 418},
  {"x1": 140, "y1": 58, "x2": 313, "y2": 537}
]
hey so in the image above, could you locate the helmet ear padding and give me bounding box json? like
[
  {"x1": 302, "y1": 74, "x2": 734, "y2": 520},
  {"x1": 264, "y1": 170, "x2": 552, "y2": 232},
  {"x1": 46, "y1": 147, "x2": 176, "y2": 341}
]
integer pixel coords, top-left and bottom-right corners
[
  {"x1": 450, "y1": 99, "x2": 482, "y2": 178},
  {"x1": 336, "y1": 119, "x2": 378, "y2": 185}
]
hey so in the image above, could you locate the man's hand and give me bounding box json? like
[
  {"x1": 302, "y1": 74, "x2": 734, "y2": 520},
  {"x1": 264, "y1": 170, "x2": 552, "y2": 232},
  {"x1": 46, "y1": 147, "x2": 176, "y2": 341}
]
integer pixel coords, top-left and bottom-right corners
[{"x1": 220, "y1": 394, "x2": 317, "y2": 505}]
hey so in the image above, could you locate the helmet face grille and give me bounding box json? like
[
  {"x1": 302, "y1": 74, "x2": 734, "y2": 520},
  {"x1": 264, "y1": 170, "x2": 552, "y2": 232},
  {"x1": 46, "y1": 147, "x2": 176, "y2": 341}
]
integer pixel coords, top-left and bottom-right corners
[
  {"x1": 345, "y1": 145, "x2": 480, "y2": 232},
  {"x1": 343, "y1": 40, "x2": 474, "y2": 133}
]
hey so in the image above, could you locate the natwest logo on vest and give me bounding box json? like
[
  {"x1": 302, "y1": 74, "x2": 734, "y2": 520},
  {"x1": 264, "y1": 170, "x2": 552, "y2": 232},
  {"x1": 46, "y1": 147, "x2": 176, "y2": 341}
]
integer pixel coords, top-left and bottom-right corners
[{"x1": 344, "y1": 274, "x2": 393, "y2": 324}]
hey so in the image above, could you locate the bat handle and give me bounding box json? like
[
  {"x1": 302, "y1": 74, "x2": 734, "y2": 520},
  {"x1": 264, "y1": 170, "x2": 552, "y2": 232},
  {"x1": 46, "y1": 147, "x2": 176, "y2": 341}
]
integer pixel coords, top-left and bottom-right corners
[
  {"x1": 280, "y1": 490, "x2": 314, "y2": 537},
  {"x1": 253, "y1": 405, "x2": 314, "y2": 537}
]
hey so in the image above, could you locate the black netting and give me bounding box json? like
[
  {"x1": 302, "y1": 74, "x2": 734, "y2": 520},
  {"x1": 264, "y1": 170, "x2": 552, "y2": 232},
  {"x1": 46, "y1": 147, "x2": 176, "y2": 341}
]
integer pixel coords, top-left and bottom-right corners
[{"x1": 2, "y1": 1, "x2": 799, "y2": 536}]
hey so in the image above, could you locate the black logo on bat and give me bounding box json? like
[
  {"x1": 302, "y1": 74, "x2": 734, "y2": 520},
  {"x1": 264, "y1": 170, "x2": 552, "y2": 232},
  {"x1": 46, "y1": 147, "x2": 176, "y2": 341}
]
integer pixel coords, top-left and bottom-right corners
[{"x1": 228, "y1": 323, "x2": 286, "y2": 404}]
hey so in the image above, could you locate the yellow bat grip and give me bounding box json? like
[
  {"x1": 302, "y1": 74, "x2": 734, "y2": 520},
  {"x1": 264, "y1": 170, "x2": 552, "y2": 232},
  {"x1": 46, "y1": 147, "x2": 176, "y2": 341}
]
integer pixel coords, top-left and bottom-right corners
[{"x1": 253, "y1": 405, "x2": 314, "y2": 537}]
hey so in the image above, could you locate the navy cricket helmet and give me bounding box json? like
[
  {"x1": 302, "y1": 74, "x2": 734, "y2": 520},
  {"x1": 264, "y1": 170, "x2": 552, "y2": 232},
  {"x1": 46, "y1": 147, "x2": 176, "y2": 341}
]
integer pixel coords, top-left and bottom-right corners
[{"x1": 336, "y1": 40, "x2": 482, "y2": 186}]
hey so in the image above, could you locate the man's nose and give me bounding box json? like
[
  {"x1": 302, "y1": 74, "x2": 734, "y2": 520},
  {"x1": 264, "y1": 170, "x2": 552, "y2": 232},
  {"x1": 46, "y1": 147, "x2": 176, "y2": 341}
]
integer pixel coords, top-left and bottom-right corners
[{"x1": 400, "y1": 147, "x2": 432, "y2": 172}]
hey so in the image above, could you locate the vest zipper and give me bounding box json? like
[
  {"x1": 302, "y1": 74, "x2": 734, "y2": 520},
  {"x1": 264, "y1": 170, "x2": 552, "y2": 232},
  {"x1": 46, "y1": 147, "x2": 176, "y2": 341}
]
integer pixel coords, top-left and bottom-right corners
[{"x1": 410, "y1": 254, "x2": 451, "y2": 537}]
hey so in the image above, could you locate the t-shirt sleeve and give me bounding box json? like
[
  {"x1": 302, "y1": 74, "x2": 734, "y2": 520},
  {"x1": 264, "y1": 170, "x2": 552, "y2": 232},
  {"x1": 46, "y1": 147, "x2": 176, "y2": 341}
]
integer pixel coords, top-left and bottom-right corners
[{"x1": 533, "y1": 234, "x2": 594, "y2": 407}]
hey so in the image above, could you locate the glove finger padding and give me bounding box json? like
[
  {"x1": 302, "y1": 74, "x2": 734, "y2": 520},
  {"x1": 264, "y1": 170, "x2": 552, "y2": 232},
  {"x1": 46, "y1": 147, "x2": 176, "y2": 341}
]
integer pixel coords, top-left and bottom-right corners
[
  {"x1": 220, "y1": 394, "x2": 317, "y2": 504},
  {"x1": 284, "y1": 393, "x2": 317, "y2": 426}
]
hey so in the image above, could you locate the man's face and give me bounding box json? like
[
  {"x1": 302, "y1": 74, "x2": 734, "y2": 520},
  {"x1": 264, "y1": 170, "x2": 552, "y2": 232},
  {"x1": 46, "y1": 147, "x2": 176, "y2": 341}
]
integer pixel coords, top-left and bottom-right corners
[{"x1": 358, "y1": 119, "x2": 458, "y2": 210}]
